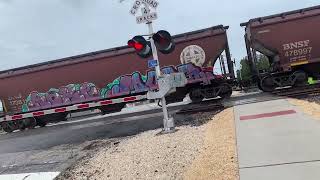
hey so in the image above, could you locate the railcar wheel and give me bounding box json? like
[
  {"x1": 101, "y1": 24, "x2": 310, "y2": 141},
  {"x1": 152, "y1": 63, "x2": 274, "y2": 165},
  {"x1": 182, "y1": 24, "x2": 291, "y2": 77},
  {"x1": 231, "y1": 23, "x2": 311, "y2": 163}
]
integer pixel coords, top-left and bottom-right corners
[
  {"x1": 99, "y1": 103, "x2": 126, "y2": 115},
  {"x1": 219, "y1": 83, "x2": 232, "y2": 99},
  {"x1": 292, "y1": 71, "x2": 307, "y2": 87},
  {"x1": 59, "y1": 113, "x2": 68, "y2": 121},
  {"x1": 25, "y1": 118, "x2": 37, "y2": 129},
  {"x1": 189, "y1": 89, "x2": 204, "y2": 103},
  {"x1": 1, "y1": 122, "x2": 14, "y2": 133},
  {"x1": 17, "y1": 120, "x2": 26, "y2": 131},
  {"x1": 260, "y1": 76, "x2": 276, "y2": 92},
  {"x1": 51, "y1": 113, "x2": 68, "y2": 122},
  {"x1": 36, "y1": 118, "x2": 47, "y2": 127},
  {"x1": 257, "y1": 79, "x2": 263, "y2": 91}
]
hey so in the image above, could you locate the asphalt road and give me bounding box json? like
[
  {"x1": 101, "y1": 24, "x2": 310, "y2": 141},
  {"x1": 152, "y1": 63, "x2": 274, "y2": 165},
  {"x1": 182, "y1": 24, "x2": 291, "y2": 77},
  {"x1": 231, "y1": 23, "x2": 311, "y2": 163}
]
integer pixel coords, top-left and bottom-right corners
[
  {"x1": 0, "y1": 91, "x2": 280, "y2": 176},
  {"x1": 0, "y1": 103, "x2": 191, "y2": 175}
]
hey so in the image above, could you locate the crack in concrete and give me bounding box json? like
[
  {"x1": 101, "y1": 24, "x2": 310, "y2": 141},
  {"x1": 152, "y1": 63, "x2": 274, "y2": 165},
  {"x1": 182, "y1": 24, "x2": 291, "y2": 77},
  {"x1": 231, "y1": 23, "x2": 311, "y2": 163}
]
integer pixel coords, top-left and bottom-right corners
[{"x1": 240, "y1": 159, "x2": 320, "y2": 169}]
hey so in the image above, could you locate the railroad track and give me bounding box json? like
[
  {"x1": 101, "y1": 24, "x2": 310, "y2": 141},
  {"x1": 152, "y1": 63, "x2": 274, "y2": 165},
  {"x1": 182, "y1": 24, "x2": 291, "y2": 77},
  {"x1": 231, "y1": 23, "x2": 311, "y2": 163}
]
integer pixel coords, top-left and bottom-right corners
[
  {"x1": 176, "y1": 99, "x2": 224, "y2": 114},
  {"x1": 177, "y1": 85, "x2": 320, "y2": 113},
  {"x1": 272, "y1": 84, "x2": 320, "y2": 97}
]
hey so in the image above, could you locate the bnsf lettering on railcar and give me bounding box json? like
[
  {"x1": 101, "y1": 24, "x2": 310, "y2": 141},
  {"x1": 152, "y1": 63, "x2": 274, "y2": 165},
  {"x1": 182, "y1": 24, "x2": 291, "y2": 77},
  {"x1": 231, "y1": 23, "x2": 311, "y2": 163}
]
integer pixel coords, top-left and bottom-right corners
[
  {"x1": 283, "y1": 40, "x2": 310, "y2": 50},
  {"x1": 283, "y1": 40, "x2": 312, "y2": 58}
]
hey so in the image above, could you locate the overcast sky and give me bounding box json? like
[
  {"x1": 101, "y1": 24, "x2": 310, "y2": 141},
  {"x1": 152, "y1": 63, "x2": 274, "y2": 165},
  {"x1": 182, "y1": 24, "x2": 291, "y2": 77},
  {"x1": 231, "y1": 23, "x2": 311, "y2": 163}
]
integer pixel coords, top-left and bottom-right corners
[{"x1": 0, "y1": 0, "x2": 318, "y2": 71}]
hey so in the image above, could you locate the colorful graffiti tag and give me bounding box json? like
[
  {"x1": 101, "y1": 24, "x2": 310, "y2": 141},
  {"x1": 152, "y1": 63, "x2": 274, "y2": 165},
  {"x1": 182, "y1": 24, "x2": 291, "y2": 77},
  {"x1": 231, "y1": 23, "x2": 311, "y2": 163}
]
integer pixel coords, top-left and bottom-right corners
[
  {"x1": 21, "y1": 63, "x2": 216, "y2": 112},
  {"x1": 22, "y1": 83, "x2": 99, "y2": 112}
]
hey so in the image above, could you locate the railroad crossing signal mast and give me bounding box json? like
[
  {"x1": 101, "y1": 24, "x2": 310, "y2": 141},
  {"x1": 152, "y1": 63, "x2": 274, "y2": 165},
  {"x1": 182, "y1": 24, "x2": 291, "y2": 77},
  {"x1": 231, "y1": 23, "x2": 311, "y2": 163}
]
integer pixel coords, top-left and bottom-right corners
[{"x1": 127, "y1": 0, "x2": 176, "y2": 133}]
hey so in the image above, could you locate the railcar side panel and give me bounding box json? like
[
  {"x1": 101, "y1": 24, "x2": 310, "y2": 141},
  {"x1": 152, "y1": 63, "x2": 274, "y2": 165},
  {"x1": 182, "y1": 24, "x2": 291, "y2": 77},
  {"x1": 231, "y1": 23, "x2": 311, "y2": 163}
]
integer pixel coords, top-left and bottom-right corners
[{"x1": 243, "y1": 6, "x2": 320, "y2": 72}]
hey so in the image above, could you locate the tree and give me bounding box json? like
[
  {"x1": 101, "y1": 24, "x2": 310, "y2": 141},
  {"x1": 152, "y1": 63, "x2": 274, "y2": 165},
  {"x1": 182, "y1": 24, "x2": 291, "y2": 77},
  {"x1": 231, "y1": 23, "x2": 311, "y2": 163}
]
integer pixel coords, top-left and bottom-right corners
[
  {"x1": 238, "y1": 57, "x2": 251, "y2": 81},
  {"x1": 256, "y1": 54, "x2": 270, "y2": 72},
  {"x1": 238, "y1": 54, "x2": 270, "y2": 86}
]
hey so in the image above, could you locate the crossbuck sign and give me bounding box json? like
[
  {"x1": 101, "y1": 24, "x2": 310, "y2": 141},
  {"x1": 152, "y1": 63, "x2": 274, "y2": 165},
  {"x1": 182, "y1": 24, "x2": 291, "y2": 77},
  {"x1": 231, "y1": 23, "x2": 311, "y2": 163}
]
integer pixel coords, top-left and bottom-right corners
[{"x1": 130, "y1": 0, "x2": 158, "y2": 24}]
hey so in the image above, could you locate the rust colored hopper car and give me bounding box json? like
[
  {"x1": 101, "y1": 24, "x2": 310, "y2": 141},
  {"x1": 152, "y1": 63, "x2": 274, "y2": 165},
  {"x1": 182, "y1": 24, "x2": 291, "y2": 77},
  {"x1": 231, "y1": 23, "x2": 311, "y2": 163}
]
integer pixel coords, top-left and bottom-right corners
[
  {"x1": 0, "y1": 25, "x2": 235, "y2": 133},
  {"x1": 241, "y1": 5, "x2": 320, "y2": 91}
]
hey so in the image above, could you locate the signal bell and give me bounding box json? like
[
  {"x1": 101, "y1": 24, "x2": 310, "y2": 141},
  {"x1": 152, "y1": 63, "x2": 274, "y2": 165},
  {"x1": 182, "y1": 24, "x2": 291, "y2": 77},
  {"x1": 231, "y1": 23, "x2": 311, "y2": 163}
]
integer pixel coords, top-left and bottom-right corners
[
  {"x1": 128, "y1": 36, "x2": 152, "y2": 58},
  {"x1": 152, "y1": 30, "x2": 175, "y2": 54}
]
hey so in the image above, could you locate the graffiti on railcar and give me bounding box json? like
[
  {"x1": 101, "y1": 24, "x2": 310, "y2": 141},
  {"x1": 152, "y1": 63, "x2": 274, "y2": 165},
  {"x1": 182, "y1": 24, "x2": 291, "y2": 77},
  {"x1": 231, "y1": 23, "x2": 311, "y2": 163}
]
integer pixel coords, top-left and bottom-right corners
[
  {"x1": 22, "y1": 83, "x2": 99, "y2": 112},
  {"x1": 21, "y1": 63, "x2": 216, "y2": 113},
  {"x1": 7, "y1": 94, "x2": 25, "y2": 113}
]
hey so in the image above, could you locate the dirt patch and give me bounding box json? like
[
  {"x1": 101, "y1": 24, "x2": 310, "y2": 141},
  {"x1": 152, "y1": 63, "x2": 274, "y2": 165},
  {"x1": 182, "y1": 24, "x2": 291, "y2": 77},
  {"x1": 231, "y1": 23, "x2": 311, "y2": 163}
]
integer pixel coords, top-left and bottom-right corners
[
  {"x1": 56, "y1": 109, "x2": 238, "y2": 180},
  {"x1": 302, "y1": 94, "x2": 320, "y2": 105},
  {"x1": 55, "y1": 139, "x2": 115, "y2": 180},
  {"x1": 288, "y1": 98, "x2": 320, "y2": 120},
  {"x1": 81, "y1": 140, "x2": 114, "y2": 151},
  {"x1": 183, "y1": 108, "x2": 239, "y2": 180},
  {"x1": 175, "y1": 109, "x2": 223, "y2": 127}
]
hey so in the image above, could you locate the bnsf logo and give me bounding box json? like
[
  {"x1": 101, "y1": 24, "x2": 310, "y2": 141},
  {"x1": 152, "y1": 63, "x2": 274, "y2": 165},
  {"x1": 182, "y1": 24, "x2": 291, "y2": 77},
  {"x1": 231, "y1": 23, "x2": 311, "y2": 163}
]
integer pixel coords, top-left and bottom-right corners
[
  {"x1": 283, "y1": 40, "x2": 310, "y2": 50},
  {"x1": 283, "y1": 40, "x2": 312, "y2": 58}
]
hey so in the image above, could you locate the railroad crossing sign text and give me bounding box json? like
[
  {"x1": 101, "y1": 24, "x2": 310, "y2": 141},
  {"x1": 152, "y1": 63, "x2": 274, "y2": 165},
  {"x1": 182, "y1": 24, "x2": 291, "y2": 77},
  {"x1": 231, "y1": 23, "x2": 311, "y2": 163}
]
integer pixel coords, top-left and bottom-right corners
[
  {"x1": 130, "y1": 0, "x2": 142, "y2": 15},
  {"x1": 140, "y1": 0, "x2": 158, "y2": 9},
  {"x1": 130, "y1": 0, "x2": 158, "y2": 15},
  {"x1": 136, "y1": 12, "x2": 157, "y2": 24}
]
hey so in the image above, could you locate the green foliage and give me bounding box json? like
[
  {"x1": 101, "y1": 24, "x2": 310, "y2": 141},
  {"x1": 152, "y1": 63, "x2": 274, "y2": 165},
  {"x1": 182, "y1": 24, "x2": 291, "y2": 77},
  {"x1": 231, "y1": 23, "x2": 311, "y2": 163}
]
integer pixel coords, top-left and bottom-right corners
[
  {"x1": 239, "y1": 57, "x2": 252, "y2": 81},
  {"x1": 256, "y1": 55, "x2": 270, "y2": 71},
  {"x1": 238, "y1": 54, "x2": 270, "y2": 81}
]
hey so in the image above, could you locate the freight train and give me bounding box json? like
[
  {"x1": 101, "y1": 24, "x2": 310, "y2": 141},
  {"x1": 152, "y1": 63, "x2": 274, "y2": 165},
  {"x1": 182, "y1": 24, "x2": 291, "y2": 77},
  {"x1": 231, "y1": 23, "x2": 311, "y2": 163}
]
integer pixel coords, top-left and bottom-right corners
[
  {"x1": 0, "y1": 25, "x2": 235, "y2": 133},
  {"x1": 241, "y1": 5, "x2": 320, "y2": 91},
  {"x1": 1, "y1": 5, "x2": 320, "y2": 133}
]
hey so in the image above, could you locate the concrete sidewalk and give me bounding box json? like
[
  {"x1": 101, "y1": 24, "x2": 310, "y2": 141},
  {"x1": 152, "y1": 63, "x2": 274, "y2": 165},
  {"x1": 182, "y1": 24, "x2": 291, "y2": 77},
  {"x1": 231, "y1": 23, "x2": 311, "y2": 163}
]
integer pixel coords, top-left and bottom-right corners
[{"x1": 234, "y1": 99, "x2": 320, "y2": 180}]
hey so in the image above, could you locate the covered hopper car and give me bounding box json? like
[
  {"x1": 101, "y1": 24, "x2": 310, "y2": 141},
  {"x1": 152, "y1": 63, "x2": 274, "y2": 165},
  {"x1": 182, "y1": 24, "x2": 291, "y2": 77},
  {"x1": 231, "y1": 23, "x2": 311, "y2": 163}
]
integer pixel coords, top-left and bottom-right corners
[
  {"x1": 241, "y1": 5, "x2": 320, "y2": 91},
  {"x1": 0, "y1": 25, "x2": 235, "y2": 133}
]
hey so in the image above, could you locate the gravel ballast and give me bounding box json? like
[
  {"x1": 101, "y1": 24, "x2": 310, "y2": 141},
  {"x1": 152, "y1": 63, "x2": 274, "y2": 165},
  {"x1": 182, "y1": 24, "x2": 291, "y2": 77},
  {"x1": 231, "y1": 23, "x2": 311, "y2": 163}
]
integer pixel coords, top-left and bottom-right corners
[
  {"x1": 183, "y1": 108, "x2": 238, "y2": 180},
  {"x1": 56, "y1": 108, "x2": 238, "y2": 180},
  {"x1": 289, "y1": 97, "x2": 320, "y2": 120}
]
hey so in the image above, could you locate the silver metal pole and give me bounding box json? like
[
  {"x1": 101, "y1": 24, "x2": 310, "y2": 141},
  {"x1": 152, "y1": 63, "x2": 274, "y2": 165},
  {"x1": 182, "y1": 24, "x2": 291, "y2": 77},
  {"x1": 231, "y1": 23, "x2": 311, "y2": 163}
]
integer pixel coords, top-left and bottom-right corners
[{"x1": 147, "y1": 22, "x2": 175, "y2": 133}]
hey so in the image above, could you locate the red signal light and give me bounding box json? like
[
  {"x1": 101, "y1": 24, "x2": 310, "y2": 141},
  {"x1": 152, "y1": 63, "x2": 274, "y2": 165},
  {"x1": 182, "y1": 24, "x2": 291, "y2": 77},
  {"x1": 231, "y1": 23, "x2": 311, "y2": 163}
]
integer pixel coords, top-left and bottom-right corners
[
  {"x1": 128, "y1": 40, "x2": 144, "y2": 51},
  {"x1": 134, "y1": 42, "x2": 144, "y2": 51},
  {"x1": 128, "y1": 36, "x2": 152, "y2": 58}
]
